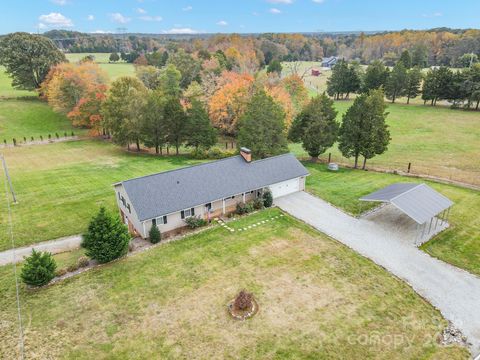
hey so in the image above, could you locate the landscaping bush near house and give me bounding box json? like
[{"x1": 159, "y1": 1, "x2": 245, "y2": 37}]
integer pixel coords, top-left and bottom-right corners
[
  {"x1": 20, "y1": 249, "x2": 57, "y2": 287},
  {"x1": 263, "y1": 189, "x2": 273, "y2": 208},
  {"x1": 55, "y1": 268, "x2": 67, "y2": 277},
  {"x1": 67, "y1": 263, "x2": 79, "y2": 273},
  {"x1": 252, "y1": 198, "x2": 264, "y2": 210},
  {"x1": 235, "y1": 202, "x2": 254, "y2": 215},
  {"x1": 77, "y1": 256, "x2": 89, "y2": 268},
  {"x1": 149, "y1": 225, "x2": 161, "y2": 244},
  {"x1": 81, "y1": 207, "x2": 131, "y2": 264},
  {"x1": 184, "y1": 216, "x2": 207, "y2": 229}
]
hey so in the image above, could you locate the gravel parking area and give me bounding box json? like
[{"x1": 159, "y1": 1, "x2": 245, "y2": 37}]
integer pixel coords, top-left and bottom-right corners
[{"x1": 276, "y1": 191, "x2": 480, "y2": 357}]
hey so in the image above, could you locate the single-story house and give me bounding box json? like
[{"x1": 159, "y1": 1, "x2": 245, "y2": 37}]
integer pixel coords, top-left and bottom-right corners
[
  {"x1": 113, "y1": 148, "x2": 309, "y2": 238},
  {"x1": 322, "y1": 56, "x2": 338, "y2": 68}
]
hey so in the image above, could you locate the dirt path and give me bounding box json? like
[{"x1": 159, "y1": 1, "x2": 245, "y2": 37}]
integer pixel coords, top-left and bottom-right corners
[
  {"x1": 0, "y1": 235, "x2": 82, "y2": 266},
  {"x1": 275, "y1": 191, "x2": 480, "y2": 357}
]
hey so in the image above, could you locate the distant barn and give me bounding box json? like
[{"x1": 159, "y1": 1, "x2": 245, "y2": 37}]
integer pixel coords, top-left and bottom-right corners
[{"x1": 311, "y1": 68, "x2": 321, "y2": 76}]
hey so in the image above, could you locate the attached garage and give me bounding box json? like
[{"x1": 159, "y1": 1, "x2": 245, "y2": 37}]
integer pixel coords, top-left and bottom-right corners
[{"x1": 269, "y1": 177, "x2": 303, "y2": 199}]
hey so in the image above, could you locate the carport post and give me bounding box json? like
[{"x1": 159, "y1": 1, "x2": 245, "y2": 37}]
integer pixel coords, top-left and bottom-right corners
[
  {"x1": 427, "y1": 217, "x2": 433, "y2": 236},
  {"x1": 446, "y1": 207, "x2": 451, "y2": 222},
  {"x1": 434, "y1": 215, "x2": 440, "y2": 231},
  {"x1": 420, "y1": 222, "x2": 427, "y2": 240}
]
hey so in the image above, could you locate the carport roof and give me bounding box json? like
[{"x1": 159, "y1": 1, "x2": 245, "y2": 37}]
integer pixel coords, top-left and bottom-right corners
[{"x1": 360, "y1": 183, "x2": 453, "y2": 224}]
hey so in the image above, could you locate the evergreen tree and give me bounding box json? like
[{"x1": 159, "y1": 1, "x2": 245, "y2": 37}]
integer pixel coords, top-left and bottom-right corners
[
  {"x1": 405, "y1": 66, "x2": 423, "y2": 104},
  {"x1": 263, "y1": 189, "x2": 273, "y2": 208},
  {"x1": 164, "y1": 97, "x2": 188, "y2": 155},
  {"x1": 21, "y1": 249, "x2": 57, "y2": 287},
  {"x1": 338, "y1": 89, "x2": 390, "y2": 169},
  {"x1": 267, "y1": 60, "x2": 283, "y2": 74},
  {"x1": 141, "y1": 91, "x2": 167, "y2": 154},
  {"x1": 411, "y1": 44, "x2": 428, "y2": 68},
  {"x1": 399, "y1": 50, "x2": 412, "y2": 69},
  {"x1": 362, "y1": 60, "x2": 389, "y2": 93},
  {"x1": 326, "y1": 60, "x2": 361, "y2": 99},
  {"x1": 158, "y1": 64, "x2": 182, "y2": 98},
  {"x1": 186, "y1": 100, "x2": 217, "y2": 150},
  {"x1": 82, "y1": 207, "x2": 130, "y2": 264},
  {"x1": 288, "y1": 93, "x2": 338, "y2": 161},
  {"x1": 385, "y1": 62, "x2": 407, "y2": 103},
  {"x1": 0, "y1": 32, "x2": 66, "y2": 90},
  {"x1": 421, "y1": 67, "x2": 454, "y2": 106},
  {"x1": 237, "y1": 89, "x2": 288, "y2": 159},
  {"x1": 149, "y1": 224, "x2": 161, "y2": 244}
]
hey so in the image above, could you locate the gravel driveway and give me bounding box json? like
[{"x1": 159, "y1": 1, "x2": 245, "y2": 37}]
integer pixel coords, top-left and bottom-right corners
[
  {"x1": 275, "y1": 191, "x2": 480, "y2": 357},
  {"x1": 0, "y1": 235, "x2": 82, "y2": 266}
]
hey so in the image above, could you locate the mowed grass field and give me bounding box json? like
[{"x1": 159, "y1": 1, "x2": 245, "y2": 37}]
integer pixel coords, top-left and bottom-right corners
[
  {"x1": 290, "y1": 101, "x2": 480, "y2": 185},
  {"x1": 0, "y1": 209, "x2": 468, "y2": 359},
  {"x1": 0, "y1": 67, "x2": 36, "y2": 99},
  {"x1": 305, "y1": 162, "x2": 480, "y2": 276},
  {"x1": 65, "y1": 53, "x2": 135, "y2": 81}
]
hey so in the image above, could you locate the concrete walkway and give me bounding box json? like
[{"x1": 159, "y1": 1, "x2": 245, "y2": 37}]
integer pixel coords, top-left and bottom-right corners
[
  {"x1": 0, "y1": 235, "x2": 82, "y2": 266},
  {"x1": 275, "y1": 191, "x2": 480, "y2": 356}
]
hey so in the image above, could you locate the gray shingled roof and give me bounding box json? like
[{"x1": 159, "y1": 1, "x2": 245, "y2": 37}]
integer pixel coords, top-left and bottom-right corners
[
  {"x1": 360, "y1": 183, "x2": 453, "y2": 224},
  {"x1": 120, "y1": 153, "x2": 309, "y2": 221}
]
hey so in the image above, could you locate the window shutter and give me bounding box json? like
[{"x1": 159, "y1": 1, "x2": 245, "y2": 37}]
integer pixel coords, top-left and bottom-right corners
[
  {"x1": 181, "y1": 210, "x2": 185, "y2": 219},
  {"x1": 191, "y1": 207, "x2": 195, "y2": 216},
  {"x1": 163, "y1": 215, "x2": 167, "y2": 224}
]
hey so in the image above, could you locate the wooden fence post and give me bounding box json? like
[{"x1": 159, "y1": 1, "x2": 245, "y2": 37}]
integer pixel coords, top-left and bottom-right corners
[{"x1": 407, "y1": 162, "x2": 411, "y2": 173}]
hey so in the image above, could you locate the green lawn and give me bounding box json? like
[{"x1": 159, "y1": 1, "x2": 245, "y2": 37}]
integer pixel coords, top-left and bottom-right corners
[
  {"x1": 304, "y1": 162, "x2": 480, "y2": 276},
  {"x1": 290, "y1": 101, "x2": 480, "y2": 185},
  {"x1": 0, "y1": 209, "x2": 468, "y2": 359},
  {"x1": 0, "y1": 140, "x2": 202, "y2": 251},
  {"x1": 0, "y1": 67, "x2": 37, "y2": 99},
  {"x1": 65, "y1": 53, "x2": 135, "y2": 81},
  {"x1": 0, "y1": 99, "x2": 86, "y2": 141}
]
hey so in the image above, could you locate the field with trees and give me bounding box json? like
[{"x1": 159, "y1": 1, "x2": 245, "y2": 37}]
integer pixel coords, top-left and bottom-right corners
[{"x1": 0, "y1": 209, "x2": 468, "y2": 359}]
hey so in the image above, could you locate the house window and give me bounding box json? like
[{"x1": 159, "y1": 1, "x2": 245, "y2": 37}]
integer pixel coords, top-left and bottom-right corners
[
  {"x1": 205, "y1": 203, "x2": 212, "y2": 211},
  {"x1": 152, "y1": 218, "x2": 157, "y2": 227},
  {"x1": 155, "y1": 215, "x2": 168, "y2": 225},
  {"x1": 121, "y1": 196, "x2": 126, "y2": 207},
  {"x1": 126, "y1": 204, "x2": 131, "y2": 214},
  {"x1": 181, "y1": 207, "x2": 195, "y2": 219}
]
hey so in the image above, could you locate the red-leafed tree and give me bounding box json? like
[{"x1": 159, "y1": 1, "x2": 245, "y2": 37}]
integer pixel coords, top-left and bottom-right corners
[{"x1": 67, "y1": 84, "x2": 108, "y2": 134}]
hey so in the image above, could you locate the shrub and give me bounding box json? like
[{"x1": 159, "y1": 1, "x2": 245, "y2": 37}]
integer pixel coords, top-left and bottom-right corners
[
  {"x1": 20, "y1": 249, "x2": 57, "y2": 287},
  {"x1": 12, "y1": 138, "x2": 16, "y2": 146},
  {"x1": 67, "y1": 263, "x2": 79, "y2": 272},
  {"x1": 253, "y1": 198, "x2": 264, "y2": 210},
  {"x1": 30, "y1": 136, "x2": 34, "y2": 141},
  {"x1": 263, "y1": 189, "x2": 273, "y2": 208},
  {"x1": 81, "y1": 207, "x2": 131, "y2": 264},
  {"x1": 236, "y1": 201, "x2": 255, "y2": 215},
  {"x1": 77, "y1": 256, "x2": 89, "y2": 268},
  {"x1": 233, "y1": 290, "x2": 253, "y2": 311},
  {"x1": 55, "y1": 268, "x2": 67, "y2": 277},
  {"x1": 189, "y1": 148, "x2": 209, "y2": 159},
  {"x1": 185, "y1": 216, "x2": 207, "y2": 229},
  {"x1": 149, "y1": 224, "x2": 161, "y2": 244}
]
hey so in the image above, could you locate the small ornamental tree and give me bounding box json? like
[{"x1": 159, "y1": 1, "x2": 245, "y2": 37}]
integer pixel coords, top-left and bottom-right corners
[
  {"x1": 81, "y1": 207, "x2": 130, "y2": 263},
  {"x1": 233, "y1": 290, "x2": 253, "y2": 311},
  {"x1": 263, "y1": 189, "x2": 273, "y2": 208},
  {"x1": 149, "y1": 224, "x2": 161, "y2": 244},
  {"x1": 21, "y1": 249, "x2": 57, "y2": 287}
]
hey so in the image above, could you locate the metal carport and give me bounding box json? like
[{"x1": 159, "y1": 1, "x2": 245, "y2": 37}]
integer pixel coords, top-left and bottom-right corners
[{"x1": 360, "y1": 183, "x2": 454, "y2": 245}]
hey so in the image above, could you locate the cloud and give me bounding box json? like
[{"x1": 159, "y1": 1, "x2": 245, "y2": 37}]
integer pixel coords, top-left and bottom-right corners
[
  {"x1": 136, "y1": 8, "x2": 147, "y2": 14},
  {"x1": 139, "y1": 15, "x2": 163, "y2": 22},
  {"x1": 50, "y1": 0, "x2": 67, "y2": 5},
  {"x1": 91, "y1": 30, "x2": 113, "y2": 34},
  {"x1": 38, "y1": 12, "x2": 73, "y2": 27},
  {"x1": 87, "y1": 15, "x2": 94, "y2": 21},
  {"x1": 38, "y1": 23, "x2": 47, "y2": 30},
  {"x1": 269, "y1": 8, "x2": 282, "y2": 14},
  {"x1": 216, "y1": 20, "x2": 228, "y2": 26},
  {"x1": 109, "y1": 13, "x2": 131, "y2": 24},
  {"x1": 182, "y1": 6, "x2": 193, "y2": 11},
  {"x1": 163, "y1": 27, "x2": 202, "y2": 34},
  {"x1": 422, "y1": 12, "x2": 442, "y2": 18},
  {"x1": 267, "y1": 0, "x2": 292, "y2": 3}
]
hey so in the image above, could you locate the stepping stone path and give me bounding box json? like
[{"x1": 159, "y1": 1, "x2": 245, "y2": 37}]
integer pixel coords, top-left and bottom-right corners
[{"x1": 216, "y1": 214, "x2": 285, "y2": 233}]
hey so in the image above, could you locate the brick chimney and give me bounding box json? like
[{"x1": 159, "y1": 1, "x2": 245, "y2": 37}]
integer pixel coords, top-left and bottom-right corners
[{"x1": 240, "y1": 147, "x2": 252, "y2": 163}]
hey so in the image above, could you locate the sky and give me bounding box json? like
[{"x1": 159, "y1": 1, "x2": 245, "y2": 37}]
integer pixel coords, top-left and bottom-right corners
[{"x1": 1, "y1": 0, "x2": 479, "y2": 35}]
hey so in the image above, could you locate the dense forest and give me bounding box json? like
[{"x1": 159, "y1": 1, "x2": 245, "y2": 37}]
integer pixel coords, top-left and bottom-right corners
[{"x1": 43, "y1": 28, "x2": 480, "y2": 67}]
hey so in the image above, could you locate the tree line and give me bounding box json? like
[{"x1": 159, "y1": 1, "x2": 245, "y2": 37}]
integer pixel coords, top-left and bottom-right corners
[{"x1": 326, "y1": 50, "x2": 480, "y2": 110}]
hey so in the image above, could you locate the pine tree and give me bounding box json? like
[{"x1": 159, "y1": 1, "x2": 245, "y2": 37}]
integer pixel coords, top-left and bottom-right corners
[
  {"x1": 267, "y1": 60, "x2": 283, "y2": 74},
  {"x1": 326, "y1": 60, "x2": 361, "y2": 99},
  {"x1": 399, "y1": 50, "x2": 412, "y2": 69},
  {"x1": 186, "y1": 100, "x2": 217, "y2": 150},
  {"x1": 405, "y1": 66, "x2": 423, "y2": 104},
  {"x1": 164, "y1": 97, "x2": 188, "y2": 155},
  {"x1": 21, "y1": 249, "x2": 57, "y2": 287},
  {"x1": 263, "y1": 189, "x2": 273, "y2": 208},
  {"x1": 362, "y1": 60, "x2": 389, "y2": 93},
  {"x1": 141, "y1": 91, "x2": 167, "y2": 154},
  {"x1": 82, "y1": 207, "x2": 130, "y2": 264},
  {"x1": 385, "y1": 62, "x2": 407, "y2": 103},
  {"x1": 149, "y1": 224, "x2": 161, "y2": 244},
  {"x1": 237, "y1": 89, "x2": 288, "y2": 159},
  {"x1": 288, "y1": 93, "x2": 338, "y2": 161}
]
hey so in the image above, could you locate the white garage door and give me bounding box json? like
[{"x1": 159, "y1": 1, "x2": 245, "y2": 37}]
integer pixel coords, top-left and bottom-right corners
[{"x1": 269, "y1": 178, "x2": 300, "y2": 198}]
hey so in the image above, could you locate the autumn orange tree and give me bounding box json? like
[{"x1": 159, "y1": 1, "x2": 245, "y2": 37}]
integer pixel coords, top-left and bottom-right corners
[
  {"x1": 41, "y1": 61, "x2": 107, "y2": 114},
  {"x1": 208, "y1": 71, "x2": 254, "y2": 136},
  {"x1": 67, "y1": 84, "x2": 107, "y2": 134}
]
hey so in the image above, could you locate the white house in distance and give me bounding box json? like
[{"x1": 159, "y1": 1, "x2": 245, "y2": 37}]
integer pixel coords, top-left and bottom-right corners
[{"x1": 113, "y1": 148, "x2": 309, "y2": 238}]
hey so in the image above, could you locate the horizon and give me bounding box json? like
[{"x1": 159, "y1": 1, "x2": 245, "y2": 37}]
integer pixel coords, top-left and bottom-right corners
[{"x1": 1, "y1": 0, "x2": 480, "y2": 35}]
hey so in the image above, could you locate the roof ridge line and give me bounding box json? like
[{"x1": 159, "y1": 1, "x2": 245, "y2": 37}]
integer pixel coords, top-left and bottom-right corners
[{"x1": 390, "y1": 183, "x2": 424, "y2": 201}]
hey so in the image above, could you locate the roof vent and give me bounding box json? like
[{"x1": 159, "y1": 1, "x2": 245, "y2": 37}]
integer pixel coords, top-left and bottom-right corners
[{"x1": 240, "y1": 147, "x2": 252, "y2": 163}]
